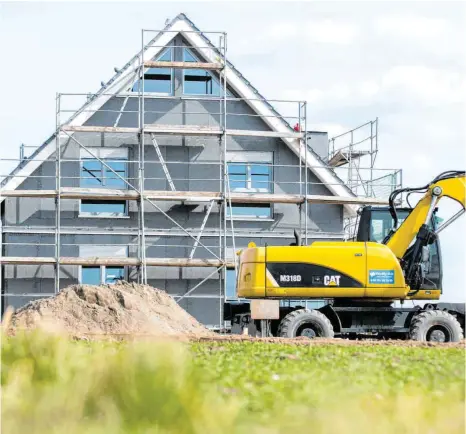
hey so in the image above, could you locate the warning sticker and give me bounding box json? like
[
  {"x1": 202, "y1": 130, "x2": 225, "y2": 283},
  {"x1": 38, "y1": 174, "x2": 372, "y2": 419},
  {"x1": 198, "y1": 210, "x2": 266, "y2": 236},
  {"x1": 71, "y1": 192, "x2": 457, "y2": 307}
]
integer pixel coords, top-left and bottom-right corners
[{"x1": 369, "y1": 270, "x2": 395, "y2": 284}]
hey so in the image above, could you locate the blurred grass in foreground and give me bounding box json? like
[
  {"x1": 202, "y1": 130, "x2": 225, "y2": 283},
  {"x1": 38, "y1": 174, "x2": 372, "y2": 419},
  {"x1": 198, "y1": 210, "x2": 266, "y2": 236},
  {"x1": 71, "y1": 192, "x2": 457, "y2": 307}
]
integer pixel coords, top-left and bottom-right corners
[{"x1": 1, "y1": 331, "x2": 464, "y2": 434}]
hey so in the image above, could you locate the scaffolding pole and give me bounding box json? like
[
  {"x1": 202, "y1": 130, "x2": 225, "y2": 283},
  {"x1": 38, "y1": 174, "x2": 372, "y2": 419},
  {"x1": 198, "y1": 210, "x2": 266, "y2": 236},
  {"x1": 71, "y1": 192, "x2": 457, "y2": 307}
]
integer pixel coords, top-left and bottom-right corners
[
  {"x1": 304, "y1": 101, "x2": 308, "y2": 245},
  {"x1": 54, "y1": 93, "x2": 61, "y2": 293},
  {"x1": 221, "y1": 32, "x2": 228, "y2": 331},
  {"x1": 139, "y1": 29, "x2": 147, "y2": 284}
]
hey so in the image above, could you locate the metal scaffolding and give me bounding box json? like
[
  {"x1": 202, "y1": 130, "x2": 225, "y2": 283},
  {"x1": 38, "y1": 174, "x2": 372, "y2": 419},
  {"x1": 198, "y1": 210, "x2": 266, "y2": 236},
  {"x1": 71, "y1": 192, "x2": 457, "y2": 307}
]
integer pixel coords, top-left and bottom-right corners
[{"x1": 0, "y1": 26, "x2": 402, "y2": 330}]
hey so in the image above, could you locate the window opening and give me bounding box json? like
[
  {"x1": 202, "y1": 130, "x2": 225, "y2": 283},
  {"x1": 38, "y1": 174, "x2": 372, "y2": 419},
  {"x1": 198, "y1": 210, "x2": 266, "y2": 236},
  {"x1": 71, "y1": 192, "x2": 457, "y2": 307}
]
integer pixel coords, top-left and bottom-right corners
[
  {"x1": 183, "y1": 47, "x2": 228, "y2": 96},
  {"x1": 81, "y1": 266, "x2": 126, "y2": 285},
  {"x1": 132, "y1": 47, "x2": 173, "y2": 94},
  {"x1": 226, "y1": 157, "x2": 273, "y2": 219},
  {"x1": 227, "y1": 162, "x2": 272, "y2": 193},
  {"x1": 227, "y1": 204, "x2": 272, "y2": 219},
  {"x1": 80, "y1": 200, "x2": 127, "y2": 216},
  {"x1": 80, "y1": 155, "x2": 128, "y2": 216},
  {"x1": 81, "y1": 266, "x2": 101, "y2": 285},
  {"x1": 105, "y1": 267, "x2": 125, "y2": 284}
]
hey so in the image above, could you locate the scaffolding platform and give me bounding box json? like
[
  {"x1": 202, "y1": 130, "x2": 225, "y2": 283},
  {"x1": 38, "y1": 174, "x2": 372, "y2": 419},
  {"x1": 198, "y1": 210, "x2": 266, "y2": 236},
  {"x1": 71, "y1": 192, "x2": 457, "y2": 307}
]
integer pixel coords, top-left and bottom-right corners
[
  {"x1": 61, "y1": 125, "x2": 303, "y2": 139},
  {"x1": 1, "y1": 256, "x2": 234, "y2": 268},
  {"x1": 0, "y1": 187, "x2": 389, "y2": 205},
  {"x1": 143, "y1": 60, "x2": 223, "y2": 70},
  {"x1": 327, "y1": 150, "x2": 372, "y2": 168}
]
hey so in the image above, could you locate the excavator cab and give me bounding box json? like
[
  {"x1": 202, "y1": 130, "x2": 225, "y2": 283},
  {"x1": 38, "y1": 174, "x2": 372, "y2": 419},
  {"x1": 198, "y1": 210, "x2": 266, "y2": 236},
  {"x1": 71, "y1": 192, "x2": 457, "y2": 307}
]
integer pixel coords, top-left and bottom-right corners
[{"x1": 356, "y1": 206, "x2": 442, "y2": 291}]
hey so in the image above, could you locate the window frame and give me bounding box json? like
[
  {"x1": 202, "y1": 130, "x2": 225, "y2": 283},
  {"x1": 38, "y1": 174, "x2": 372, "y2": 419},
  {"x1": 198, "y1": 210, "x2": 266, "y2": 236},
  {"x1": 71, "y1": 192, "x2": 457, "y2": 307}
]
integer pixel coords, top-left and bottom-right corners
[
  {"x1": 226, "y1": 151, "x2": 274, "y2": 220},
  {"x1": 80, "y1": 265, "x2": 127, "y2": 285},
  {"x1": 182, "y1": 47, "x2": 228, "y2": 97},
  {"x1": 79, "y1": 245, "x2": 128, "y2": 285},
  {"x1": 227, "y1": 204, "x2": 273, "y2": 221},
  {"x1": 79, "y1": 148, "x2": 129, "y2": 218},
  {"x1": 130, "y1": 47, "x2": 174, "y2": 96}
]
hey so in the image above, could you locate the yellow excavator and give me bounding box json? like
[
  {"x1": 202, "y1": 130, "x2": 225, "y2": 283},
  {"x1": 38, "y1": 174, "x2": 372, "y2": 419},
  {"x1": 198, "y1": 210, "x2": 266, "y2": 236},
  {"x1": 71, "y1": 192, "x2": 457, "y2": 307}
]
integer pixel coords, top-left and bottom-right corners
[{"x1": 232, "y1": 171, "x2": 465, "y2": 342}]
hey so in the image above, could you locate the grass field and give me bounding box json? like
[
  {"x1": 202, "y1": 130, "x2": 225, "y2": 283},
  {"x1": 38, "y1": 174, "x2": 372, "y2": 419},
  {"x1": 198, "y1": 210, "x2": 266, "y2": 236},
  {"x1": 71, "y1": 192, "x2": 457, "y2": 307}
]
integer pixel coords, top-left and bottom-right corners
[{"x1": 1, "y1": 332, "x2": 464, "y2": 434}]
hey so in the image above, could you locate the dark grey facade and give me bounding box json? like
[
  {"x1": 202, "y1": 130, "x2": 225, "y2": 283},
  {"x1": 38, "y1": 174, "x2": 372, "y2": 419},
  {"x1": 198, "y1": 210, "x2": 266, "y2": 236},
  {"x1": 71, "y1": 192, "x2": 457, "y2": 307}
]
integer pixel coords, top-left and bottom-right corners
[{"x1": 0, "y1": 27, "x2": 345, "y2": 328}]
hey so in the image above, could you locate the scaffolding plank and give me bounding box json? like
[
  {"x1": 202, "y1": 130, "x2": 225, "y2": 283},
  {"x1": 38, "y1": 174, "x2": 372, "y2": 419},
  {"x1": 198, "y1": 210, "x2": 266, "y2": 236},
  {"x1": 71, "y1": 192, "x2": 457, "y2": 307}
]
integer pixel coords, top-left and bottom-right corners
[
  {"x1": 227, "y1": 129, "x2": 303, "y2": 139},
  {"x1": 62, "y1": 125, "x2": 139, "y2": 134},
  {"x1": 1, "y1": 256, "x2": 232, "y2": 267},
  {"x1": 143, "y1": 61, "x2": 223, "y2": 70},
  {"x1": 0, "y1": 188, "x2": 389, "y2": 205},
  {"x1": 60, "y1": 125, "x2": 302, "y2": 138},
  {"x1": 328, "y1": 150, "x2": 372, "y2": 167}
]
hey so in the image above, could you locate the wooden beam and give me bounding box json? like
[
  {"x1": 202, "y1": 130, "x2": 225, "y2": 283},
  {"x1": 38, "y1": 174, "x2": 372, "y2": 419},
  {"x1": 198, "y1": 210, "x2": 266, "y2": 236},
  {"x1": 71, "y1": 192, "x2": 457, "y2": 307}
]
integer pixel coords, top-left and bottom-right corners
[
  {"x1": 227, "y1": 129, "x2": 303, "y2": 139},
  {"x1": 143, "y1": 61, "x2": 223, "y2": 70},
  {"x1": 0, "y1": 187, "x2": 389, "y2": 205},
  {"x1": 62, "y1": 125, "x2": 138, "y2": 134},
  {"x1": 1, "y1": 256, "x2": 232, "y2": 268},
  {"x1": 60, "y1": 125, "x2": 302, "y2": 138}
]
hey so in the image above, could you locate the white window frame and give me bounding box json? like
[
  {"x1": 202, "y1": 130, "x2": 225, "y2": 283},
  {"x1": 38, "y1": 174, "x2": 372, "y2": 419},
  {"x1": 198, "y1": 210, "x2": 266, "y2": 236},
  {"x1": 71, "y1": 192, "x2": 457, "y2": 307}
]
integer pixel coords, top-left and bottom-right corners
[
  {"x1": 226, "y1": 151, "x2": 273, "y2": 194},
  {"x1": 79, "y1": 245, "x2": 128, "y2": 285},
  {"x1": 182, "y1": 47, "x2": 230, "y2": 97},
  {"x1": 79, "y1": 147, "x2": 129, "y2": 218},
  {"x1": 226, "y1": 151, "x2": 274, "y2": 220},
  {"x1": 79, "y1": 265, "x2": 128, "y2": 285},
  {"x1": 130, "y1": 47, "x2": 174, "y2": 96}
]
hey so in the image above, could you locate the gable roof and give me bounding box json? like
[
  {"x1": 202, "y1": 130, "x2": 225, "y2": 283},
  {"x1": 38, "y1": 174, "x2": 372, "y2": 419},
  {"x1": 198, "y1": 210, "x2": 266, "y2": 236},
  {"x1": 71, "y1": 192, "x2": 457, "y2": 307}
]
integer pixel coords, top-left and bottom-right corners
[{"x1": 1, "y1": 13, "x2": 356, "y2": 214}]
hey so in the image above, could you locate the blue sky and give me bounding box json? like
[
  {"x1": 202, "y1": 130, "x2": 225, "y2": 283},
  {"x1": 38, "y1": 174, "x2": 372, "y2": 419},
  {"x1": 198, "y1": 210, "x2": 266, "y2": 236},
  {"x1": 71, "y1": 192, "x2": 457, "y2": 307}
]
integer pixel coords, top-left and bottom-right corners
[{"x1": 0, "y1": 2, "x2": 464, "y2": 300}]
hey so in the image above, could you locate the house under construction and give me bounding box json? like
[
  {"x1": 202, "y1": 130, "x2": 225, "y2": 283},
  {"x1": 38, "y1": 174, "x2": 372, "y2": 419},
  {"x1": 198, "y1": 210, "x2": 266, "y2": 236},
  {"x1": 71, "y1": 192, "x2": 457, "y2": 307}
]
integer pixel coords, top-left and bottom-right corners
[{"x1": 0, "y1": 14, "x2": 401, "y2": 329}]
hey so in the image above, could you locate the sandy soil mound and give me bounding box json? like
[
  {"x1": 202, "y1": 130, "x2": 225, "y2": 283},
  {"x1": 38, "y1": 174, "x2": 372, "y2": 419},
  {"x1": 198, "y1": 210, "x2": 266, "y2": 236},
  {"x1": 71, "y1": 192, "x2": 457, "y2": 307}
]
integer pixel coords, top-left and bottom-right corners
[{"x1": 8, "y1": 282, "x2": 213, "y2": 339}]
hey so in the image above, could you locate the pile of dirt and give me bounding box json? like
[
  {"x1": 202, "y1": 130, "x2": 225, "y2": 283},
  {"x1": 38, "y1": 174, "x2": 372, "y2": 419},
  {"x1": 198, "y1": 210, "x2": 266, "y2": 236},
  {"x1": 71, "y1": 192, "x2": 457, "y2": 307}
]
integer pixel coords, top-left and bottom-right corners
[{"x1": 7, "y1": 282, "x2": 214, "y2": 339}]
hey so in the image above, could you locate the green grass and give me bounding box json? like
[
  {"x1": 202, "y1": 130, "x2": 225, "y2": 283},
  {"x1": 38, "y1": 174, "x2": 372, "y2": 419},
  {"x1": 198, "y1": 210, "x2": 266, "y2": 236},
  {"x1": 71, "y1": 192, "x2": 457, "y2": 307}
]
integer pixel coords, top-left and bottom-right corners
[{"x1": 1, "y1": 332, "x2": 464, "y2": 434}]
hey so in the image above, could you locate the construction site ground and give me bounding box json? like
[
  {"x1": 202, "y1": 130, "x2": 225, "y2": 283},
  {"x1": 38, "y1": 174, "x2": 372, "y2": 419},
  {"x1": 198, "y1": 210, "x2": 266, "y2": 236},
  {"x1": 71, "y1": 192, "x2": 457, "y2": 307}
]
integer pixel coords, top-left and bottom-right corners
[{"x1": 3, "y1": 282, "x2": 464, "y2": 349}]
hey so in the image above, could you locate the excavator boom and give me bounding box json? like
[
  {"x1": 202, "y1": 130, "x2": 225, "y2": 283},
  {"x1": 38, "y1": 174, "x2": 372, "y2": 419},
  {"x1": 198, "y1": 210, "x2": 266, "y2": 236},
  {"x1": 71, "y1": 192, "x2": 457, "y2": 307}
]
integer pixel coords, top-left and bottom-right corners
[{"x1": 386, "y1": 171, "x2": 466, "y2": 259}]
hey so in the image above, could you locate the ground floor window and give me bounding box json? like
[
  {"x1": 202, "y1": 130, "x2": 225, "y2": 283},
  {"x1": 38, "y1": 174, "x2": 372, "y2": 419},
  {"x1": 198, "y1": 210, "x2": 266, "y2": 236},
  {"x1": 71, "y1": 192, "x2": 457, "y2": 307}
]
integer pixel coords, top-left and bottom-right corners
[{"x1": 81, "y1": 265, "x2": 126, "y2": 285}]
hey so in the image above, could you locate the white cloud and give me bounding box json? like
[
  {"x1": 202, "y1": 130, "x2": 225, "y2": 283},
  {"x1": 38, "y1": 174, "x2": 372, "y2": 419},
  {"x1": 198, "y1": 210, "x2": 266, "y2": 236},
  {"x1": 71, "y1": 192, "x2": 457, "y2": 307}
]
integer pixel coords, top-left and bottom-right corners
[
  {"x1": 381, "y1": 65, "x2": 466, "y2": 105},
  {"x1": 359, "y1": 81, "x2": 380, "y2": 98},
  {"x1": 262, "y1": 21, "x2": 299, "y2": 42},
  {"x1": 375, "y1": 15, "x2": 449, "y2": 40},
  {"x1": 309, "y1": 122, "x2": 349, "y2": 138},
  {"x1": 306, "y1": 19, "x2": 359, "y2": 45}
]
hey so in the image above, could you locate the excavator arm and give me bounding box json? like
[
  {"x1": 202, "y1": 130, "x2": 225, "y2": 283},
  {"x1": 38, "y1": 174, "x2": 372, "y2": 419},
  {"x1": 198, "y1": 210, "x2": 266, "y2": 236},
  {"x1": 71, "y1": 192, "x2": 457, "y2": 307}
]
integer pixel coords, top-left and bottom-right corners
[{"x1": 384, "y1": 171, "x2": 465, "y2": 292}]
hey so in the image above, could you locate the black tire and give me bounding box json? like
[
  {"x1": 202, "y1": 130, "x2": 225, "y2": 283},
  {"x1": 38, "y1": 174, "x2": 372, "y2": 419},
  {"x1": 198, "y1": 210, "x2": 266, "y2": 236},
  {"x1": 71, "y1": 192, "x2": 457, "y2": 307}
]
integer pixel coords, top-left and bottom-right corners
[
  {"x1": 409, "y1": 310, "x2": 464, "y2": 342},
  {"x1": 277, "y1": 309, "x2": 334, "y2": 339}
]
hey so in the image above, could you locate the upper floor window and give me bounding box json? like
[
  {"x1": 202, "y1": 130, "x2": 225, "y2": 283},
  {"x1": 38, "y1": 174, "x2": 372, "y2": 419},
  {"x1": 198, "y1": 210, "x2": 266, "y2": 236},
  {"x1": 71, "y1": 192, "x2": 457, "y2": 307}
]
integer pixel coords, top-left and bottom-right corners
[
  {"x1": 226, "y1": 151, "x2": 273, "y2": 219},
  {"x1": 79, "y1": 148, "x2": 128, "y2": 217},
  {"x1": 227, "y1": 151, "x2": 273, "y2": 193},
  {"x1": 183, "y1": 48, "x2": 222, "y2": 96},
  {"x1": 81, "y1": 159, "x2": 127, "y2": 189},
  {"x1": 132, "y1": 48, "x2": 173, "y2": 94},
  {"x1": 228, "y1": 162, "x2": 272, "y2": 193}
]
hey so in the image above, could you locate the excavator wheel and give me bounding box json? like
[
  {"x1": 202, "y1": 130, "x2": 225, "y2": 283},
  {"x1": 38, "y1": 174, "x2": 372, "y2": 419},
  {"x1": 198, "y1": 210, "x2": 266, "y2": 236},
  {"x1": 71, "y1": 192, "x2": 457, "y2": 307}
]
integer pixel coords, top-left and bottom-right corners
[
  {"x1": 409, "y1": 310, "x2": 464, "y2": 342},
  {"x1": 277, "y1": 309, "x2": 334, "y2": 339}
]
